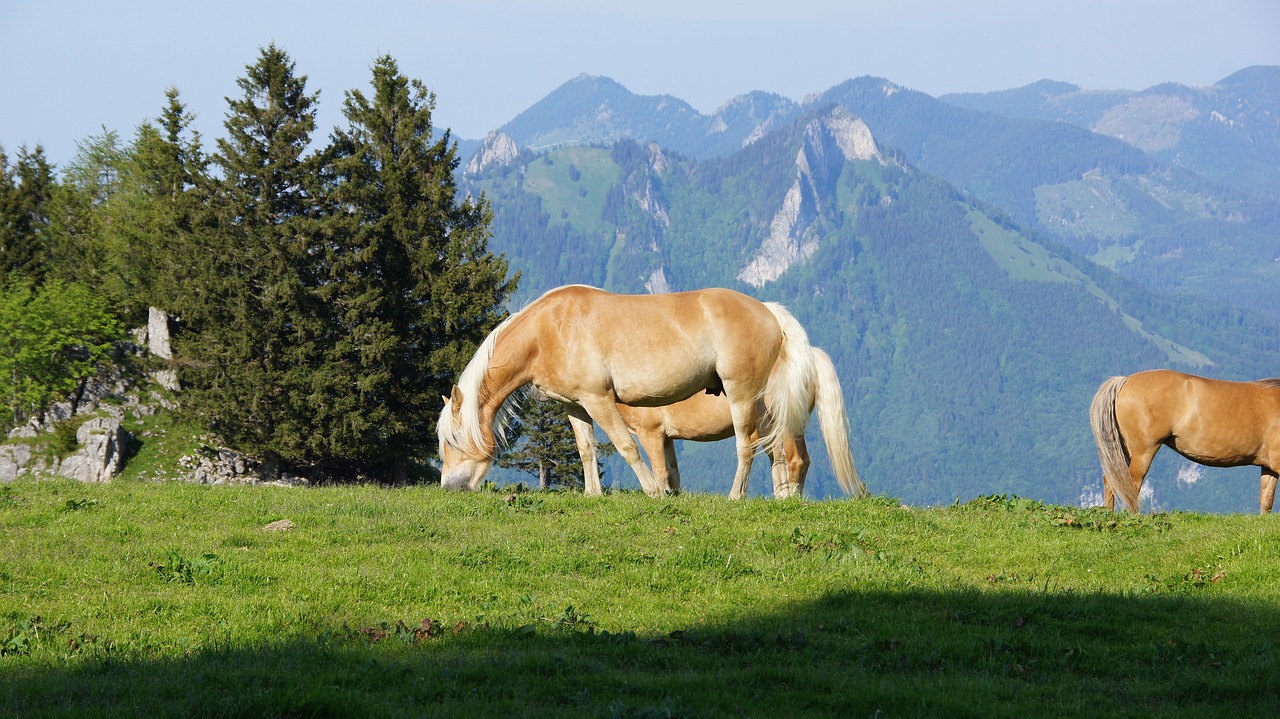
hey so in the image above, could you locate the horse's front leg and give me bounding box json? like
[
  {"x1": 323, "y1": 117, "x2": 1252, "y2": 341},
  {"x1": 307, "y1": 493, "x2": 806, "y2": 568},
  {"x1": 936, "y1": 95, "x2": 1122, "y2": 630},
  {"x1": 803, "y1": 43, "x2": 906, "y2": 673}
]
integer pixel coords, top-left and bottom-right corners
[
  {"x1": 579, "y1": 398, "x2": 665, "y2": 497},
  {"x1": 767, "y1": 443, "x2": 788, "y2": 498},
  {"x1": 762, "y1": 424, "x2": 789, "y2": 498},
  {"x1": 565, "y1": 406, "x2": 602, "y2": 496},
  {"x1": 1261, "y1": 467, "x2": 1277, "y2": 515}
]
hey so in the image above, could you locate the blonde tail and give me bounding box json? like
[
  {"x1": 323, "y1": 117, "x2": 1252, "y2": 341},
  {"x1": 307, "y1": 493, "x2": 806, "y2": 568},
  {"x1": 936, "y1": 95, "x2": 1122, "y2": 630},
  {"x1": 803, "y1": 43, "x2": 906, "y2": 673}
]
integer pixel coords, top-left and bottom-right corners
[
  {"x1": 811, "y1": 348, "x2": 865, "y2": 497},
  {"x1": 1089, "y1": 376, "x2": 1137, "y2": 511},
  {"x1": 759, "y1": 303, "x2": 817, "y2": 458}
]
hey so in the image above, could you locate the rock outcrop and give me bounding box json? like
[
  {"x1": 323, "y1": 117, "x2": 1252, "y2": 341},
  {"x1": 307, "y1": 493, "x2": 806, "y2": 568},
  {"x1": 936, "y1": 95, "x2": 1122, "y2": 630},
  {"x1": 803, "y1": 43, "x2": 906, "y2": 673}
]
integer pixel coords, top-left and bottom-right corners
[
  {"x1": 1, "y1": 414, "x2": 132, "y2": 485},
  {"x1": 56, "y1": 416, "x2": 130, "y2": 483},
  {"x1": 2, "y1": 307, "x2": 177, "y2": 485},
  {"x1": 1, "y1": 306, "x2": 312, "y2": 488},
  {"x1": 0, "y1": 443, "x2": 32, "y2": 483},
  {"x1": 738, "y1": 107, "x2": 882, "y2": 287}
]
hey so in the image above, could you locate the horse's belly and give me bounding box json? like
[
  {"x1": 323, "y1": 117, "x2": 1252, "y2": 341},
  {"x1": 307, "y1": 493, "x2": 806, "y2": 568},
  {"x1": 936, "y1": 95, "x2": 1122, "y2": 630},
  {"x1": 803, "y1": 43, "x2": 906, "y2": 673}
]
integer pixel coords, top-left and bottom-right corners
[
  {"x1": 1167, "y1": 437, "x2": 1259, "y2": 468},
  {"x1": 611, "y1": 365, "x2": 717, "y2": 407},
  {"x1": 665, "y1": 402, "x2": 735, "y2": 441}
]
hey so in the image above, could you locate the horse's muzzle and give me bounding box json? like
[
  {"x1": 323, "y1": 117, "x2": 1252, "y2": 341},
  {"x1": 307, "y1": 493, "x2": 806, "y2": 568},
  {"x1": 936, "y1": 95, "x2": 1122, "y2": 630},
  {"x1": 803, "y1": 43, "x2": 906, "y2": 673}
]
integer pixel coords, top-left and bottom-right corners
[{"x1": 440, "y1": 473, "x2": 475, "y2": 491}]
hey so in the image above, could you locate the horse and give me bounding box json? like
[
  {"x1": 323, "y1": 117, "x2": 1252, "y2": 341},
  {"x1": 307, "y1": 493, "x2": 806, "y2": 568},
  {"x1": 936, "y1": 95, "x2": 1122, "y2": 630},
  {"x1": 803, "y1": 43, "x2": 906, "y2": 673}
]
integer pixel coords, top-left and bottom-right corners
[
  {"x1": 437, "y1": 285, "x2": 817, "y2": 499},
  {"x1": 1089, "y1": 369, "x2": 1280, "y2": 514},
  {"x1": 568, "y1": 348, "x2": 865, "y2": 499}
]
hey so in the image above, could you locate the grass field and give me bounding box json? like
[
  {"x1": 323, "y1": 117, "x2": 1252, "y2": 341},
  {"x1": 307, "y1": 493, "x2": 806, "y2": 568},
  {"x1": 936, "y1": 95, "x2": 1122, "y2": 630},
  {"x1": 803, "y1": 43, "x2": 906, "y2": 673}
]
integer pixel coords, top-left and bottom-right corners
[{"x1": 2, "y1": 479, "x2": 1278, "y2": 717}]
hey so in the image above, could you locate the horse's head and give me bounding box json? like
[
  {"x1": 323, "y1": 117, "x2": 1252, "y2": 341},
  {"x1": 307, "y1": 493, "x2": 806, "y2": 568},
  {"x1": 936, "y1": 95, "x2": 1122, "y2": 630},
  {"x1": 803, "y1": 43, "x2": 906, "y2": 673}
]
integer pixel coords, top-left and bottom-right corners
[{"x1": 437, "y1": 386, "x2": 493, "y2": 491}]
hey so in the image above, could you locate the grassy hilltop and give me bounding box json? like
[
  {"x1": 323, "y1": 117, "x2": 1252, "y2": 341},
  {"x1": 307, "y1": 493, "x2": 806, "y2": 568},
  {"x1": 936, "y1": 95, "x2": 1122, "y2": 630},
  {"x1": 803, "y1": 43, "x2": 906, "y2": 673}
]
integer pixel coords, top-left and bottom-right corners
[{"x1": 2, "y1": 479, "x2": 1278, "y2": 718}]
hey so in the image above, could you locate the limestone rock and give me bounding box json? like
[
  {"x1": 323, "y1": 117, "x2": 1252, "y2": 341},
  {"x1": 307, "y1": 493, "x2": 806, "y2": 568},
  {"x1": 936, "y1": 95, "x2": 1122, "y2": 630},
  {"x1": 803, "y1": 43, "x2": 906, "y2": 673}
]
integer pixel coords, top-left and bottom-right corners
[
  {"x1": 147, "y1": 307, "x2": 173, "y2": 359},
  {"x1": 57, "y1": 417, "x2": 131, "y2": 483}
]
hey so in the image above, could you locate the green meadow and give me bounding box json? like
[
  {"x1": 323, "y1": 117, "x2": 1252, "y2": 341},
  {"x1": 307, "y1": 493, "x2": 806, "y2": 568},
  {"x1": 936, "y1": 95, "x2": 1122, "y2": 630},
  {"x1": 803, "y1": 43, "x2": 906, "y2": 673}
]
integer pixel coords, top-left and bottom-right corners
[{"x1": 2, "y1": 479, "x2": 1278, "y2": 717}]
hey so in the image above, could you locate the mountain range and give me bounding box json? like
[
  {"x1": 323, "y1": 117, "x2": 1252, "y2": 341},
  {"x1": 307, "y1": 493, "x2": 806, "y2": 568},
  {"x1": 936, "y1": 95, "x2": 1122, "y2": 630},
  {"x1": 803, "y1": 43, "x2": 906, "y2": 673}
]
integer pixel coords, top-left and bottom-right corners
[{"x1": 454, "y1": 68, "x2": 1280, "y2": 512}]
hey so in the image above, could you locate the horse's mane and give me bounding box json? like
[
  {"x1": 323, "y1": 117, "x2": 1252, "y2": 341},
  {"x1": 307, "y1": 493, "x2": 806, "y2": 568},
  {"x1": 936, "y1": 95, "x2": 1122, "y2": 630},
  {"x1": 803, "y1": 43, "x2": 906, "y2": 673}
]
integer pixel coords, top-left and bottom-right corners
[
  {"x1": 439, "y1": 310, "x2": 524, "y2": 456},
  {"x1": 1254, "y1": 378, "x2": 1280, "y2": 389}
]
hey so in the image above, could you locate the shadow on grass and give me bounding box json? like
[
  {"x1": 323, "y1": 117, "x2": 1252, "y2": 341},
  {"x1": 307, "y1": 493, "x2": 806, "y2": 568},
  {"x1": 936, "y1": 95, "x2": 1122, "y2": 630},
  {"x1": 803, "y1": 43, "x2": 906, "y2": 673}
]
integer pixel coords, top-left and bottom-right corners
[{"x1": 4, "y1": 587, "x2": 1277, "y2": 718}]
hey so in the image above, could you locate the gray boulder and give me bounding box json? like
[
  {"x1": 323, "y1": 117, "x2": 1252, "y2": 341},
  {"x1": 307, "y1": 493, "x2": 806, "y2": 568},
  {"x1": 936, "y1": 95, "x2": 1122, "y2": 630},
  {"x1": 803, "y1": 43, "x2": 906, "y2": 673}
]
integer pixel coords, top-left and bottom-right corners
[{"x1": 0, "y1": 443, "x2": 33, "y2": 483}]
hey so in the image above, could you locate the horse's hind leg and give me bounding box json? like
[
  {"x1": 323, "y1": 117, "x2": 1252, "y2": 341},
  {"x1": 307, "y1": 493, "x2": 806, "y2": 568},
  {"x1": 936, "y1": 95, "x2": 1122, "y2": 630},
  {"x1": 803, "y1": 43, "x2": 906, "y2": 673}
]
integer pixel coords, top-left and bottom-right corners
[
  {"x1": 726, "y1": 397, "x2": 764, "y2": 500},
  {"x1": 1261, "y1": 468, "x2": 1277, "y2": 515},
  {"x1": 1124, "y1": 445, "x2": 1160, "y2": 512},
  {"x1": 566, "y1": 407, "x2": 601, "y2": 496},
  {"x1": 787, "y1": 436, "x2": 810, "y2": 497},
  {"x1": 635, "y1": 429, "x2": 676, "y2": 494}
]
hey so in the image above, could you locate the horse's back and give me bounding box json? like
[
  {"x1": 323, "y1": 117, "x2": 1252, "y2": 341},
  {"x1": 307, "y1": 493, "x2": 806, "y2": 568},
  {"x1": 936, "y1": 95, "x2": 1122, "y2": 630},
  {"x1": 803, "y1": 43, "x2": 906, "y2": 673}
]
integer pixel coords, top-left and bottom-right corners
[
  {"x1": 618, "y1": 392, "x2": 736, "y2": 442},
  {"x1": 1123, "y1": 369, "x2": 1280, "y2": 411},
  {"x1": 525, "y1": 285, "x2": 783, "y2": 406},
  {"x1": 533, "y1": 285, "x2": 780, "y2": 359}
]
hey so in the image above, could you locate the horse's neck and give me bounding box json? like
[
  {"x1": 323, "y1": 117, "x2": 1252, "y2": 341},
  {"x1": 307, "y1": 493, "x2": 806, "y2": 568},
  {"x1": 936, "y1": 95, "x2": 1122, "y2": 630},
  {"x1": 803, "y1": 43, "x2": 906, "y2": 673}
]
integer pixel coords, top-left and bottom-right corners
[{"x1": 477, "y1": 321, "x2": 537, "y2": 422}]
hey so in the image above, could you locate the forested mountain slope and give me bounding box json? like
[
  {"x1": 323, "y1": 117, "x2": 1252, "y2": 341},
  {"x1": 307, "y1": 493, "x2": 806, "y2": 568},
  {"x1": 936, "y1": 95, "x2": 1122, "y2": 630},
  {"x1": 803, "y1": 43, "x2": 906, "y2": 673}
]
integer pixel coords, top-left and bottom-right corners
[{"x1": 812, "y1": 76, "x2": 1280, "y2": 324}]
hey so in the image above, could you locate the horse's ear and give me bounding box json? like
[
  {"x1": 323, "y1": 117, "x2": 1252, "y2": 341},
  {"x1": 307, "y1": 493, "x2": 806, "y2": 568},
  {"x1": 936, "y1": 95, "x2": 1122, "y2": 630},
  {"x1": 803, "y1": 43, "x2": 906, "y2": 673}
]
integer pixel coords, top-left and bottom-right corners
[{"x1": 449, "y1": 386, "x2": 464, "y2": 419}]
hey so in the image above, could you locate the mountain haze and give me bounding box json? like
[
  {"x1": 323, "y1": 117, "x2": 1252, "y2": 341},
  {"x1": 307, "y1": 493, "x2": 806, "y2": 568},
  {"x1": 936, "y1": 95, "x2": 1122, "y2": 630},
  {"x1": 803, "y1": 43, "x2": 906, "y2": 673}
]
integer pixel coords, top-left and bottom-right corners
[
  {"x1": 498, "y1": 74, "x2": 802, "y2": 158},
  {"x1": 940, "y1": 66, "x2": 1280, "y2": 201}
]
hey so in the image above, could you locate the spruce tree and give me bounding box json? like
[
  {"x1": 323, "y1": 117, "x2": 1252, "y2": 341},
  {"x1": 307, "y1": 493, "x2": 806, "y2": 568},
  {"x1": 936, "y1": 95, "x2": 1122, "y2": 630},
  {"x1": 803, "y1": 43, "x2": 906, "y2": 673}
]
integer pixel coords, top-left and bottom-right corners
[
  {"x1": 43, "y1": 130, "x2": 125, "y2": 306},
  {"x1": 174, "y1": 44, "x2": 325, "y2": 466},
  {"x1": 322, "y1": 54, "x2": 516, "y2": 482},
  {"x1": 120, "y1": 88, "x2": 210, "y2": 319},
  {"x1": 0, "y1": 144, "x2": 54, "y2": 282}
]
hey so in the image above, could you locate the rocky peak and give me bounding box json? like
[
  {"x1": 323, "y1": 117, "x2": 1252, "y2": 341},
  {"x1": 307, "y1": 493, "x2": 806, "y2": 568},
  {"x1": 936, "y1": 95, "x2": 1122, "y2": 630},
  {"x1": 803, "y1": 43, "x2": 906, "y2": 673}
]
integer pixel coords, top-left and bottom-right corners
[
  {"x1": 820, "y1": 107, "x2": 881, "y2": 163},
  {"x1": 465, "y1": 131, "x2": 520, "y2": 175}
]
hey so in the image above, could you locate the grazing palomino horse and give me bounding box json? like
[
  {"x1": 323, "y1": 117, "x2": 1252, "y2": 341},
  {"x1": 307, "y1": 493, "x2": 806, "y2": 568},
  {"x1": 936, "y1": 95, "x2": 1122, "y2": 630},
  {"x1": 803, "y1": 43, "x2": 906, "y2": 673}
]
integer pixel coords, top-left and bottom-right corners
[
  {"x1": 569, "y1": 348, "x2": 865, "y2": 499},
  {"x1": 437, "y1": 285, "x2": 817, "y2": 499},
  {"x1": 1089, "y1": 369, "x2": 1280, "y2": 514}
]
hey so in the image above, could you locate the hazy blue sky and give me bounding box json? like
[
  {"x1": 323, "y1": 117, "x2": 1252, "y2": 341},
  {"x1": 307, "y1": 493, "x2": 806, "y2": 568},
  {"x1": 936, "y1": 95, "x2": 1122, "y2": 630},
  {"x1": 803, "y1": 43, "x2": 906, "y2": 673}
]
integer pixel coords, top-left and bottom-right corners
[{"x1": 3, "y1": 0, "x2": 1278, "y2": 166}]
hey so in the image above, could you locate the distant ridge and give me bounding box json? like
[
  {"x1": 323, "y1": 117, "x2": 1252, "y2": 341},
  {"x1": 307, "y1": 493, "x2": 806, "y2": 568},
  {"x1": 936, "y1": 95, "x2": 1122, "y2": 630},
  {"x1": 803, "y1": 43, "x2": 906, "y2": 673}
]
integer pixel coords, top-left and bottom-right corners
[{"x1": 463, "y1": 67, "x2": 1280, "y2": 324}]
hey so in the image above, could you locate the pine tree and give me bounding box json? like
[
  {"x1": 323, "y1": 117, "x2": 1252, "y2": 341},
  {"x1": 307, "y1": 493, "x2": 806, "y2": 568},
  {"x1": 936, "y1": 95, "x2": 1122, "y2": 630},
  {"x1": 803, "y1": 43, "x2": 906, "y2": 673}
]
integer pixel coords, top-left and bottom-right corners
[
  {"x1": 321, "y1": 54, "x2": 516, "y2": 482},
  {"x1": 174, "y1": 44, "x2": 326, "y2": 466}
]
